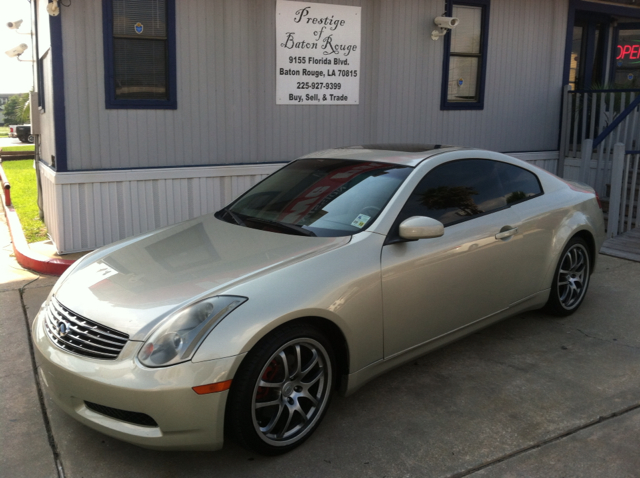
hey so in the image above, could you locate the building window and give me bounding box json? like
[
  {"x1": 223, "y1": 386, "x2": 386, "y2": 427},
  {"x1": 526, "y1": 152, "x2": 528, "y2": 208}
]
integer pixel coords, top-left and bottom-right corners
[
  {"x1": 102, "y1": 0, "x2": 177, "y2": 109},
  {"x1": 441, "y1": 0, "x2": 490, "y2": 110}
]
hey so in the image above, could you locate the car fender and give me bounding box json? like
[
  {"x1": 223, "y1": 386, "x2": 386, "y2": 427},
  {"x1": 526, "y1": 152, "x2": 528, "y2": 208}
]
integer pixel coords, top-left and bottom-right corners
[
  {"x1": 192, "y1": 231, "x2": 387, "y2": 375},
  {"x1": 542, "y1": 206, "x2": 601, "y2": 290}
]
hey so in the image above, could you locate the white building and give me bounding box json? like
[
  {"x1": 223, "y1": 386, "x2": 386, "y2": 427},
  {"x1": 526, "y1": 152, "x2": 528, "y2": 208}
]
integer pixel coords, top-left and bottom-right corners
[{"x1": 28, "y1": 0, "x2": 640, "y2": 253}]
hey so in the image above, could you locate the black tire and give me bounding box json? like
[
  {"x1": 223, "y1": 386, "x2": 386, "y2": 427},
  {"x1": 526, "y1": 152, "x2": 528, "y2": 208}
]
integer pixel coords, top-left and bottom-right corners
[
  {"x1": 545, "y1": 237, "x2": 591, "y2": 316},
  {"x1": 226, "y1": 323, "x2": 336, "y2": 455},
  {"x1": 27, "y1": 134, "x2": 34, "y2": 143}
]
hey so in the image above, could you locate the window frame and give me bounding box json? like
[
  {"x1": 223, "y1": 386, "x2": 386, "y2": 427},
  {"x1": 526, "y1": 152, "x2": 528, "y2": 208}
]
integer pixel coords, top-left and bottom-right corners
[
  {"x1": 440, "y1": 0, "x2": 491, "y2": 111},
  {"x1": 102, "y1": 0, "x2": 177, "y2": 110}
]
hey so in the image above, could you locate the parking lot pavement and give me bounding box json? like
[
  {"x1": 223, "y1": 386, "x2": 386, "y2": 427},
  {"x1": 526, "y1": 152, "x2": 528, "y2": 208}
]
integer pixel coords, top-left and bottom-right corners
[
  {"x1": 1, "y1": 213, "x2": 59, "y2": 478},
  {"x1": 7, "y1": 242, "x2": 640, "y2": 477},
  {"x1": 468, "y1": 408, "x2": 640, "y2": 477}
]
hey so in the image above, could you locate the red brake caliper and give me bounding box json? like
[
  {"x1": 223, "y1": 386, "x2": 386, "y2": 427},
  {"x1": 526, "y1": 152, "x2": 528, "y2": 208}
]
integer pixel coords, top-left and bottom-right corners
[{"x1": 256, "y1": 360, "x2": 279, "y2": 400}]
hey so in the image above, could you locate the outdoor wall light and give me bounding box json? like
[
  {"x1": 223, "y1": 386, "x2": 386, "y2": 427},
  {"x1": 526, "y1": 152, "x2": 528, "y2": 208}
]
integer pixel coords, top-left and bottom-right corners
[
  {"x1": 432, "y1": 16, "x2": 460, "y2": 40},
  {"x1": 47, "y1": 1, "x2": 60, "y2": 17}
]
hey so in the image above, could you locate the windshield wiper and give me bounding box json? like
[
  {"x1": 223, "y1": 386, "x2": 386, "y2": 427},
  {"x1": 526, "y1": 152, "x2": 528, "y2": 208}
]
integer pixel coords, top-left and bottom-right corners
[
  {"x1": 221, "y1": 208, "x2": 246, "y2": 227},
  {"x1": 245, "y1": 217, "x2": 316, "y2": 237}
]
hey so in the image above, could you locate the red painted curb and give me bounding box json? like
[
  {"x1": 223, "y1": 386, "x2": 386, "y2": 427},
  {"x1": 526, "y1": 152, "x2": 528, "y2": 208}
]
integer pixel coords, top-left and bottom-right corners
[{"x1": 1, "y1": 165, "x2": 75, "y2": 276}]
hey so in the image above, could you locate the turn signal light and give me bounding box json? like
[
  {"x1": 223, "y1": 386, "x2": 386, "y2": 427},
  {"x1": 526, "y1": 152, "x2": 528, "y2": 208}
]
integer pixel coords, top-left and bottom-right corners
[{"x1": 192, "y1": 380, "x2": 232, "y2": 395}]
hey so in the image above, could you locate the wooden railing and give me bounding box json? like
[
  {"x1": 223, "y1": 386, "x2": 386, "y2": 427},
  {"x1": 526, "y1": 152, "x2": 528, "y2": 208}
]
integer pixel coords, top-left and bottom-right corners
[
  {"x1": 608, "y1": 146, "x2": 640, "y2": 238},
  {"x1": 559, "y1": 86, "x2": 640, "y2": 238},
  {"x1": 559, "y1": 86, "x2": 640, "y2": 197}
]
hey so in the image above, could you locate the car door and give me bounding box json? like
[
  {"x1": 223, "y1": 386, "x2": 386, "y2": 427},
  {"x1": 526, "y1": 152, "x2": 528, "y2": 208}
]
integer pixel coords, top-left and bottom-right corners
[
  {"x1": 494, "y1": 160, "x2": 548, "y2": 300},
  {"x1": 381, "y1": 159, "x2": 523, "y2": 358}
]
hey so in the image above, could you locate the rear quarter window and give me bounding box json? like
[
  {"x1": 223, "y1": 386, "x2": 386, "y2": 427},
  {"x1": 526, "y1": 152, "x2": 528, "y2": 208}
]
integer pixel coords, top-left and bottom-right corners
[{"x1": 497, "y1": 162, "x2": 543, "y2": 205}]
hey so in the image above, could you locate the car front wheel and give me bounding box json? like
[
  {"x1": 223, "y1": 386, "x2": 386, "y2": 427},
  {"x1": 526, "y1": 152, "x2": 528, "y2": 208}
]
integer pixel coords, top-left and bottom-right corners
[
  {"x1": 226, "y1": 323, "x2": 335, "y2": 455},
  {"x1": 545, "y1": 237, "x2": 591, "y2": 316}
]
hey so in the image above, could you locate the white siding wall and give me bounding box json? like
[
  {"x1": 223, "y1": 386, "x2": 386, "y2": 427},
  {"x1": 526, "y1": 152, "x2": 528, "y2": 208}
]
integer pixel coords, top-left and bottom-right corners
[
  {"x1": 60, "y1": 0, "x2": 568, "y2": 172},
  {"x1": 374, "y1": 0, "x2": 568, "y2": 150},
  {"x1": 40, "y1": 155, "x2": 556, "y2": 253},
  {"x1": 43, "y1": 0, "x2": 568, "y2": 252},
  {"x1": 40, "y1": 163, "x2": 281, "y2": 253}
]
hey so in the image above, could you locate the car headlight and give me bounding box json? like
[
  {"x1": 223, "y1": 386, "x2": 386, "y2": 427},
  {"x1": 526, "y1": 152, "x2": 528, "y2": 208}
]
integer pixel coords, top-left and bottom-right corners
[{"x1": 138, "y1": 296, "x2": 247, "y2": 367}]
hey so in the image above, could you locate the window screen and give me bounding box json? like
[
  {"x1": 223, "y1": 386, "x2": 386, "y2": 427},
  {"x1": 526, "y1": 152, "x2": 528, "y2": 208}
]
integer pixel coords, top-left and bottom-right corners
[{"x1": 107, "y1": 0, "x2": 172, "y2": 103}]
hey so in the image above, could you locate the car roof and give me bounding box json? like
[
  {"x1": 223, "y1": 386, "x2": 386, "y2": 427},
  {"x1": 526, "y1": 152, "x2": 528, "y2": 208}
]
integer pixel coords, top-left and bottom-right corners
[{"x1": 298, "y1": 144, "x2": 465, "y2": 167}]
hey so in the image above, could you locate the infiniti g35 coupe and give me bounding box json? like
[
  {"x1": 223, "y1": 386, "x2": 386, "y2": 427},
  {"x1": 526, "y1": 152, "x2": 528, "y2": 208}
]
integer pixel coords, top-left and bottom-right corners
[{"x1": 33, "y1": 145, "x2": 605, "y2": 455}]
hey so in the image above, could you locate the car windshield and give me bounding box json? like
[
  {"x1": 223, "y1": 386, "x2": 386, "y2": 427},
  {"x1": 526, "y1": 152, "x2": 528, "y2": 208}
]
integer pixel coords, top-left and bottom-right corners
[{"x1": 216, "y1": 159, "x2": 412, "y2": 237}]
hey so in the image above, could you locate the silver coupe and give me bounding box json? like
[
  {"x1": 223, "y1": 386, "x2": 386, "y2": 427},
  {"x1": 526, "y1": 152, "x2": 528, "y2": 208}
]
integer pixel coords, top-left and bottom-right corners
[{"x1": 33, "y1": 145, "x2": 605, "y2": 455}]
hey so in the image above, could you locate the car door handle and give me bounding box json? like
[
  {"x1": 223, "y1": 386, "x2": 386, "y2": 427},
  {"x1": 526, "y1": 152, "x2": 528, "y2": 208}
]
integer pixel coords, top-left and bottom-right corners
[{"x1": 495, "y1": 227, "x2": 518, "y2": 240}]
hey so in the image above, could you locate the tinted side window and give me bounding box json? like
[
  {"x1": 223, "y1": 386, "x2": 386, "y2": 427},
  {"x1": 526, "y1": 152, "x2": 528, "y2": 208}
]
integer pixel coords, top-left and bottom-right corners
[
  {"x1": 497, "y1": 162, "x2": 543, "y2": 205},
  {"x1": 396, "y1": 159, "x2": 508, "y2": 228}
]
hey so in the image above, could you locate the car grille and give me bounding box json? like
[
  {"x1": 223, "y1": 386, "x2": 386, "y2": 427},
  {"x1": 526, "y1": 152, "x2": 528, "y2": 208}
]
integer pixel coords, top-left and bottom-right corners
[
  {"x1": 85, "y1": 401, "x2": 158, "y2": 427},
  {"x1": 43, "y1": 297, "x2": 129, "y2": 360}
]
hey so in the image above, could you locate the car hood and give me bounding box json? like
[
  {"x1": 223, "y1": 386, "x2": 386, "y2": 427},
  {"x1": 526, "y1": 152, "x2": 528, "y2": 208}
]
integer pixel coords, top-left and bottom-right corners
[{"x1": 54, "y1": 214, "x2": 349, "y2": 339}]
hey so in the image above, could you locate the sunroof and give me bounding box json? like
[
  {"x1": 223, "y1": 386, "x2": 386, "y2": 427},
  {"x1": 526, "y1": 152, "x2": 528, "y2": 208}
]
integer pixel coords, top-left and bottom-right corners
[{"x1": 344, "y1": 144, "x2": 455, "y2": 153}]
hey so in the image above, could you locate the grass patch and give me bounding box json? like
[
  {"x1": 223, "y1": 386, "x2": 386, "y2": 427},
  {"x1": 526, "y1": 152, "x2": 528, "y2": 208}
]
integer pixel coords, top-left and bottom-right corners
[
  {"x1": 0, "y1": 126, "x2": 8, "y2": 138},
  {"x1": 1, "y1": 145, "x2": 35, "y2": 152},
  {"x1": 2, "y1": 160, "x2": 48, "y2": 243}
]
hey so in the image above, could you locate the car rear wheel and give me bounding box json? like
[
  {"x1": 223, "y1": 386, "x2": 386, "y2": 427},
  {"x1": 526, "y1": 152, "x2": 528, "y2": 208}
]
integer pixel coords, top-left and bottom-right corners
[
  {"x1": 27, "y1": 134, "x2": 34, "y2": 143},
  {"x1": 226, "y1": 323, "x2": 335, "y2": 455},
  {"x1": 545, "y1": 237, "x2": 591, "y2": 316}
]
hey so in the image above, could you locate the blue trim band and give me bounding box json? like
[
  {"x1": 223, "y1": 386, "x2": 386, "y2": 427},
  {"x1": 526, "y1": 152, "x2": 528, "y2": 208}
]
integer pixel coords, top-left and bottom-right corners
[
  {"x1": 593, "y1": 94, "x2": 640, "y2": 148},
  {"x1": 50, "y1": 10, "x2": 68, "y2": 172},
  {"x1": 562, "y1": 3, "x2": 576, "y2": 88},
  {"x1": 102, "y1": 0, "x2": 177, "y2": 110}
]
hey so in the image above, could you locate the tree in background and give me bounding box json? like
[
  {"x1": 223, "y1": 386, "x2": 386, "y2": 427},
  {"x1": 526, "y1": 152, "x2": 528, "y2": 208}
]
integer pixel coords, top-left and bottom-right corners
[
  {"x1": 3, "y1": 93, "x2": 30, "y2": 125},
  {"x1": 21, "y1": 99, "x2": 30, "y2": 124}
]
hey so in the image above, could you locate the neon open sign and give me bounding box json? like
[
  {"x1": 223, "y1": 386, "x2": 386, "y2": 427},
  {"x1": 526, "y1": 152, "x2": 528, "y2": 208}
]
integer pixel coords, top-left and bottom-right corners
[{"x1": 617, "y1": 43, "x2": 640, "y2": 66}]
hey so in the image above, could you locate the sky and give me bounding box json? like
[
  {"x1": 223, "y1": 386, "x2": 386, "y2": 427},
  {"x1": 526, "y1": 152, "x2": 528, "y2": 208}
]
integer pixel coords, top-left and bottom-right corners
[{"x1": 0, "y1": 0, "x2": 35, "y2": 94}]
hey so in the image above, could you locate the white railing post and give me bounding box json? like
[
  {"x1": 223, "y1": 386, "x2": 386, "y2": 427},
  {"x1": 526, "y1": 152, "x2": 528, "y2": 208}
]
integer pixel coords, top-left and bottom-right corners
[
  {"x1": 580, "y1": 139, "x2": 593, "y2": 184},
  {"x1": 607, "y1": 143, "x2": 627, "y2": 238},
  {"x1": 558, "y1": 85, "x2": 571, "y2": 176}
]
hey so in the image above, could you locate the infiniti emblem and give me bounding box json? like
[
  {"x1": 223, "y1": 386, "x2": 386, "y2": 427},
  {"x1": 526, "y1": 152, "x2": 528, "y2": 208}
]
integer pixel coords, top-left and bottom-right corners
[{"x1": 57, "y1": 321, "x2": 70, "y2": 337}]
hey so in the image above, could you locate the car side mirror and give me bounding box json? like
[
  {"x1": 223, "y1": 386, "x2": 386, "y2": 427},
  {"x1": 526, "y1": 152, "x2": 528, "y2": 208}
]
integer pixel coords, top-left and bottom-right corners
[{"x1": 398, "y1": 216, "x2": 444, "y2": 240}]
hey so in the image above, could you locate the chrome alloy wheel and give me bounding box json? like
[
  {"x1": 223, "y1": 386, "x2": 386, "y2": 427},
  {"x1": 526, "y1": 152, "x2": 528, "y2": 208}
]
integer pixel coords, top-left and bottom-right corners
[
  {"x1": 557, "y1": 242, "x2": 589, "y2": 310},
  {"x1": 251, "y1": 338, "x2": 332, "y2": 446}
]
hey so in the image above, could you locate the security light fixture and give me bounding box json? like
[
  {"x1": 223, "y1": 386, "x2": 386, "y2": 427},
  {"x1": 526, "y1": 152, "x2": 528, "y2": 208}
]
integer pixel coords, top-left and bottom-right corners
[{"x1": 432, "y1": 16, "x2": 460, "y2": 41}]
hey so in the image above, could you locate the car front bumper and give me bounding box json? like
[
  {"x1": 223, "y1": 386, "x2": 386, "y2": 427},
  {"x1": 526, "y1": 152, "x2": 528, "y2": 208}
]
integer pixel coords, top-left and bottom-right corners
[{"x1": 32, "y1": 305, "x2": 246, "y2": 451}]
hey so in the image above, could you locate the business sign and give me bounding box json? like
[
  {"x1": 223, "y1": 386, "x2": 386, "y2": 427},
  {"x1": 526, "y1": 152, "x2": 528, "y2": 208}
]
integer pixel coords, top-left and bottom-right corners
[
  {"x1": 276, "y1": 1, "x2": 361, "y2": 105},
  {"x1": 617, "y1": 41, "x2": 640, "y2": 68}
]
